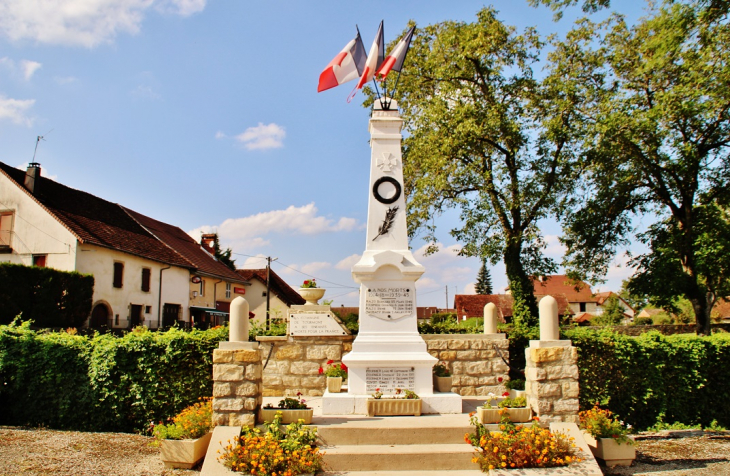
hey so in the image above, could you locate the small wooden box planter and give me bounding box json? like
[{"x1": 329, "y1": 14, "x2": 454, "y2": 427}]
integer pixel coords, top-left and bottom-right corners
[
  {"x1": 366, "y1": 398, "x2": 422, "y2": 417},
  {"x1": 160, "y1": 432, "x2": 212, "y2": 469},
  {"x1": 582, "y1": 432, "x2": 636, "y2": 467},
  {"x1": 327, "y1": 376, "x2": 343, "y2": 393},
  {"x1": 477, "y1": 406, "x2": 532, "y2": 424},
  {"x1": 259, "y1": 408, "x2": 314, "y2": 424}
]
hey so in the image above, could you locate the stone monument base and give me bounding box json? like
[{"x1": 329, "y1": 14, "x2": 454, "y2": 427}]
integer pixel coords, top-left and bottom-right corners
[{"x1": 322, "y1": 390, "x2": 462, "y2": 415}]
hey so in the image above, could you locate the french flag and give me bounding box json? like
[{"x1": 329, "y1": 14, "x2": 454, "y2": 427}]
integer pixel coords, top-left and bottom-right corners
[
  {"x1": 376, "y1": 26, "x2": 415, "y2": 80},
  {"x1": 355, "y1": 21, "x2": 384, "y2": 90},
  {"x1": 318, "y1": 29, "x2": 367, "y2": 93}
]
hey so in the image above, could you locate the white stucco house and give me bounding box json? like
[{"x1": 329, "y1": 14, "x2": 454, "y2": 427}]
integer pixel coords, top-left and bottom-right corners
[{"x1": 0, "y1": 161, "x2": 247, "y2": 330}]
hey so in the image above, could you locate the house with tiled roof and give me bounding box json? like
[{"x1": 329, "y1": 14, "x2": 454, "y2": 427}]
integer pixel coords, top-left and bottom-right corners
[
  {"x1": 0, "y1": 161, "x2": 246, "y2": 329},
  {"x1": 235, "y1": 268, "x2": 305, "y2": 326},
  {"x1": 454, "y1": 294, "x2": 574, "y2": 323}
]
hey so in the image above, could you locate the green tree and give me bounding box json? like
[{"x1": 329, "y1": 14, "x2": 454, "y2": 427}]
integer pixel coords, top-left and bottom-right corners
[
  {"x1": 557, "y1": 0, "x2": 730, "y2": 335},
  {"x1": 203, "y1": 235, "x2": 236, "y2": 271},
  {"x1": 366, "y1": 8, "x2": 586, "y2": 326},
  {"x1": 475, "y1": 260, "x2": 494, "y2": 295},
  {"x1": 591, "y1": 295, "x2": 624, "y2": 326}
]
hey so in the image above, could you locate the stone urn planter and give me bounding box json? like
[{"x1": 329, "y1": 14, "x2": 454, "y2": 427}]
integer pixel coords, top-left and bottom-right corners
[
  {"x1": 433, "y1": 375, "x2": 453, "y2": 393},
  {"x1": 366, "y1": 398, "x2": 422, "y2": 417},
  {"x1": 509, "y1": 389, "x2": 526, "y2": 399},
  {"x1": 327, "y1": 376, "x2": 343, "y2": 393},
  {"x1": 582, "y1": 432, "x2": 636, "y2": 467},
  {"x1": 298, "y1": 287, "x2": 326, "y2": 305},
  {"x1": 477, "y1": 406, "x2": 532, "y2": 424},
  {"x1": 160, "y1": 432, "x2": 213, "y2": 469},
  {"x1": 260, "y1": 408, "x2": 314, "y2": 424}
]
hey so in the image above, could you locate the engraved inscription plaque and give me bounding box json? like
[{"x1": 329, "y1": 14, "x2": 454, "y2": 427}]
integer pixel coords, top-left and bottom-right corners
[
  {"x1": 365, "y1": 367, "x2": 416, "y2": 394},
  {"x1": 289, "y1": 313, "x2": 347, "y2": 336},
  {"x1": 365, "y1": 286, "x2": 414, "y2": 320}
]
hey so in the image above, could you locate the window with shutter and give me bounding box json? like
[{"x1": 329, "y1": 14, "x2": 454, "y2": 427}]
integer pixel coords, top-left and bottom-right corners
[
  {"x1": 113, "y1": 262, "x2": 124, "y2": 288},
  {"x1": 141, "y1": 268, "x2": 151, "y2": 292}
]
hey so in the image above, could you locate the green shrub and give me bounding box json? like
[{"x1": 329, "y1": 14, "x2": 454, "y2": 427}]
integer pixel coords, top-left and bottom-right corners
[
  {"x1": 565, "y1": 328, "x2": 730, "y2": 431},
  {"x1": 0, "y1": 263, "x2": 94, "y2": 328},
  {"x1": 633, "y1": 316, "x2": 653, "y2": 326},
  {"x1": 0, "y1": 321, "x2": 227, "y2": 432}
]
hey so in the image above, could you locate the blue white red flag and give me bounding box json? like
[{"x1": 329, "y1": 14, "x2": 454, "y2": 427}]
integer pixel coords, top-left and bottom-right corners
[
  {"x1": 355, "y1": 21, "x2": 384, "y2": 90},
  {"x1": 318, "y1": 29, "x2": 367, "y2": 92},
  {"x1": 376, "y1": 26, "x2": 415, "y2": 80}
]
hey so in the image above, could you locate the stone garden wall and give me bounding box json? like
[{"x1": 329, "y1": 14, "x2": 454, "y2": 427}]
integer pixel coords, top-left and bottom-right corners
[{"x1": 257, "y1": 334, "x2": 509, "y2": 397}]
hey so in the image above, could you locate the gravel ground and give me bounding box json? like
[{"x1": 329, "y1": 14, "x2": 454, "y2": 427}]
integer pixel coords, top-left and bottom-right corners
[{"x1": 1, "y1": 426, "x2": 729, "y2": 475}]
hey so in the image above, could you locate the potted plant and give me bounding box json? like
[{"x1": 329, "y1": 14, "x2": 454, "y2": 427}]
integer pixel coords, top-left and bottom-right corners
[
  {"x1": 466, "y1": 412, "x2": 583, "y2": 471},
  {"x1": 298, "y1": 279, "x2": 326, "y2": 305},
  {"x1": 260, "y1": 393, "x2": 313, "y2": 424},
  {"x1": 319, "y1": 359, "x2": 348, "y2": 393},
  {"x1": 477, "y1": 394, "x2": 531, "y2": 424},
  {"x1": 153, "y1": 398, "x2": 213, "y2": 469},
  {"x1": 504, "y1": 378, "x2": 526, "y2": 399},
  {"x1": 219, "y1": 411, "x2": 322, "y2": 475},
  {"x1": 367, "y1": 388, "x2": 422, "y2": 417},
  {"x1": 432, "y1": 361, "x2": 453, "y2": 393},
  {"x1": 579, "y1": 405, "x2": 636, "y2": 467}
]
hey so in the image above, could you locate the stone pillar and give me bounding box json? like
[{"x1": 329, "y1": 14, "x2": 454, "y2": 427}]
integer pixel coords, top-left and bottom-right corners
[
  {"x1": 483, "y1": 303, "x2": 498, "y2": 334},
  {"x1": 212, "y1": 303, "x2": 263, "y2": 428},
  {"x1": 524, "y1": 295, "x2": 580, "y2": 424}
]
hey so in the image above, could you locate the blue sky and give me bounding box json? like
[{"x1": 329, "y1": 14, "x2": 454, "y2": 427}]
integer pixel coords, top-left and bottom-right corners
[{"x1": 0, "y1": 0, "x2": 647, "y2": 308}]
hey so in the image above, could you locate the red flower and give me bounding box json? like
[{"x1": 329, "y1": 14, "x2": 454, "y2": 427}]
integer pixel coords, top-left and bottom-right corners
[
  {"x1": 327, "y1": 360, "x2": 334, "y2": 365},
  {"x1": 341, "y1": 363, "x2": 347, "y2": 372},
  {"x1": 318, "y1": 367, "x2": 323, "y2": 374},
  {"x1": 503, "y1": 391, "x2": 510, "y2": 397},
  {"x1": 498, "y1": 377, "x2": 503, "y2": 383}
]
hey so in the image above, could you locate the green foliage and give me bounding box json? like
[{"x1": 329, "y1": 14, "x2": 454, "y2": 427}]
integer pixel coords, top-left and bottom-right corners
[
  {"x1": 633, "y1": 316, "x2": 653, "y2": 326},
  {"x1": 566, "y1": 328, "x2": 730, "y2": 430},
  {"x1": 419, "y1": 316, "x2": 483, "y2": 334},
  {"x1": 430, "y1": 312, "x2": 456, "y2": 325},
  {"x1": 204, "y1": 234, "x2": 236, "y2": 271},
  {"x1": 0, "y1": 263, "x2": 94, "y2": 328},
  {"x1": 0, "y1": 321, "x2": 227, "y2": 432},
  {"x1": 152, "y1": 398, "x2": 212, "y2": 441},
  {"x1": 249, "y1": 320, "x2": 287, "y2": 339},
  {"x1": 475, "y1": 260, "x2": 494, "y2": 295},
  {"x1": 365, "y1": 8, "x2": 589, "y2": 327},
  {"x1": 590, "y1": 296, "x2": 624, "y2": 326}
]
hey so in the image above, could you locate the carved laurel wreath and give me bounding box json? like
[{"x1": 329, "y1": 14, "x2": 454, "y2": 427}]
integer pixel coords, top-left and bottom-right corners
[{"x1": 373, "y1": 206, "x2": 399, "y2": 241}]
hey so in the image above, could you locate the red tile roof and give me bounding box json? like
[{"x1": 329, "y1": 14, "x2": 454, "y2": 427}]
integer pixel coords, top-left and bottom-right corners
[
  {"x1": 124, "y1": 207, "x2": 245, "y2": 283},
  {"x1": 531, "y1": 275, "x2": 595, "y2": 302},
  {"x1": 713, "y1": 298, "x2": 730, "y2": 318},
  {"x1": 236, "y1": 268, "x2": 306, "y2": 307},
  {"x1": 1, "y1": 161, "x2": 246, "y2": 282},
  {"x1": 454, "y1": 294, "x2": 573, "y2": 321}
]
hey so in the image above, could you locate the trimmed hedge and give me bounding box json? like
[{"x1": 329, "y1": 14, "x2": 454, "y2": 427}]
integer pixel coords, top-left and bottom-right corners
[
  {"x1": 0, "y1": 263, "x2": 94, "y2": 328},
  {"x1": 0, "y1": 321, "x2": 227, "y2": 432},
  {"x1": 564, "y1": 328, "x2": 730, "y2": 430}
]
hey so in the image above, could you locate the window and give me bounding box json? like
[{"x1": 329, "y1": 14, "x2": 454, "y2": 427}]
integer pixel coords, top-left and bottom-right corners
[
  {"x1": 0, "y1": 212, "x2": 13, "y2": 248},
  {"x1": 225, "y1": 283, "x2": 231, "y2": 299},
  {"x1": 113, "y1": 262, "x2": 124, "y2": 288},
  {"x1": 145, "y1": 305, "x2": 152, "y2": 314},
  {"x1": 199, "y1": 279, "x2": 205, "y2": 297},
  {"x1": 32, "y1": 254, "x2": 46, "y2": 267},
  {"x1": 579, "y1": 302, "x2": 586, "y2": 313},
  {"x1": 141, "y1": 268, "x2": 151, "y2": 292}
]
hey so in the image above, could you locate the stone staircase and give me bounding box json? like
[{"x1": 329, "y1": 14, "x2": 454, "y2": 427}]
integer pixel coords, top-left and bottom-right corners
[{"x1": 316, "y1": 414, "x2": 484, "y2": 474}]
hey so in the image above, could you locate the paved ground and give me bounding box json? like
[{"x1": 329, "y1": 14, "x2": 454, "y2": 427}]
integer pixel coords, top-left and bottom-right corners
[{"x1": 1, "y1": 397, "x2": 729, "y2": 475}]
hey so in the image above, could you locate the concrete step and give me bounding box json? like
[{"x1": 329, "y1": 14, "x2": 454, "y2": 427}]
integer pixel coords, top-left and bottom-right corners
[
  {"x1": 317, "y1": 422, "x2": 472, "y2": 446},
  {"x1": 321, "y1": 471, "x2": 485, "y2": 476},
  {"x1": 322, "y1": 443, "x2": 475, "y2": 471}
]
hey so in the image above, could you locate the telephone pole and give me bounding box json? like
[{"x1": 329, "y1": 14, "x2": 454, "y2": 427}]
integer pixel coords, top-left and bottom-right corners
[
  {"x1": 265, "y1": 256, "x2": 278, "y2": 330},
  {"x1": 445, "y1": 285, "x2": 449, "y2": 310}
]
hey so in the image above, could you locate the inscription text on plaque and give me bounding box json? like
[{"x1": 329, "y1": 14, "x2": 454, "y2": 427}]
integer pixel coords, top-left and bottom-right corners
[{"x1": 365, "y1": 367, "x2": 416, "y2": 394}]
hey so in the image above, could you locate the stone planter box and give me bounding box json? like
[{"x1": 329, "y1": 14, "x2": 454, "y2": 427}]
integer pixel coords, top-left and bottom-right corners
[
  {"x1": 582, "y1": 432, "x2": 636, "y2": 467},
  {"x1": 433, "y1": 375, "x2": 453, "y2": 393},
  {"x1": 366, "y1": 398, "x2": 422, "y2": 417},
  {"x1": 327, "y1": 376, "x2": 343, "y2": 393},
  {"x1": 297, "y1": 287, "x2": 326, "y2": 305},
  {"x1": 160, "y1": 432, "x2": 212, "y2": 469},
  {"x1": 259, "y1": 408, "x2": 313, "y2": 424},
  {"x1": 477, "y1": 406, "x2": 532, "y2": 424},
  {"x1": 508, "y1": 389, "x2": 526, "y2": 399}
]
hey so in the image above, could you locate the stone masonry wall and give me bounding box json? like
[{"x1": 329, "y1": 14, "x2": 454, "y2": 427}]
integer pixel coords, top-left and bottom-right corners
[
  {"x1": 525, "y1": 344, "x2": 580, "y2": 424},
  {"x1": 423, "y1": 335, "x2": 510, "y2": 396},
  {"x1": 212, "y1": 347, "x2": 263, "y2": 427},
  {"x1": 258, "y1": 335, "x2": 354, "y2": 397}
]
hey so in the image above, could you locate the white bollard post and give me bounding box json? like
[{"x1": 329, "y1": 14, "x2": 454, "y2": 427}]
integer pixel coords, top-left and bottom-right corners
[
  {"x1": 538, "y1": 295, "x2": 559, "y2": 341},
  {"x1": 229, "y1": 296, "x2": 249, "y2": 342},
  {"x1": 483, "y1": 302, "x2": 498, "y2": 334}
]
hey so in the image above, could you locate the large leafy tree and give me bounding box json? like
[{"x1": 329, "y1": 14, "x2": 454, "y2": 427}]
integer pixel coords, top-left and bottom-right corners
[
  {"x1": 557, "y1": 0, "x2": 730, "y2": 334},
  {"x1": 367, "y1": 8, "x2": 586, "y2": 326}
]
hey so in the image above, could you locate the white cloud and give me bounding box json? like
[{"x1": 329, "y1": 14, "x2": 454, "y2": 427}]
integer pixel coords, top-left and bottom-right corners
[
  {"x1": 0, "y1": 95, "x2": 35, "y2": 126},
  {"x1": 239, "y1": 255, "x2": 269, "y2": 269},
  {"x1": 300, "y1": 261, "x2": 331, "y2": 275},
  {"x1": 335, "y1": 253, "x2": 361, "y2": 270},
  {"x1": 21, "y1": 60, "x2": 41, "y2": 80},
  {"x1": 130, "y1": 85, "x2": 161, "y2": 100},
  {"x1": 54, "y1": 76, "x2": 77, "y2": 85},
  {"x1": 235, "y1": 122, "x2": 285, "y2": 150},
  {"x1": 0, "y1": 0, "x2": 206, "y2": 48},
  {"x1": 215, "y1": 131, "x2": 226, "y2": 139}
]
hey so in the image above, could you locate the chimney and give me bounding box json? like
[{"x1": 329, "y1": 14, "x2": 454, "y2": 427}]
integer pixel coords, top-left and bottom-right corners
[
  {"x1": 200, "y1": 233, "x2": 217, "y2": 254},
  {"x1": 24, "y1": 162, "x2": 41, "y2": 194}
]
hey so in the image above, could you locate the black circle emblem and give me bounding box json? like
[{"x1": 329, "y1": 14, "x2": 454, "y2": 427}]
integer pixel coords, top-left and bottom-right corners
[{"x1": 372, "y1": 176, "x2": 402, "y2": 204}]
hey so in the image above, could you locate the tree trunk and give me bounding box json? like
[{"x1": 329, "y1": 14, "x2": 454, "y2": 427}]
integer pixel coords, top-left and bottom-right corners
[
  {"x1": 504, "y1": 241, "x2": 539, "y2": 327},
  {"x1": 686, "y1": 285, "x2": 712, "y2": 336}
]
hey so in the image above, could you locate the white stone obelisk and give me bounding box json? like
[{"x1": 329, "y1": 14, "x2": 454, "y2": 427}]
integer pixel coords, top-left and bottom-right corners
[{"x1": 323, "y1": 99, "x2": 458, "y2": 415}]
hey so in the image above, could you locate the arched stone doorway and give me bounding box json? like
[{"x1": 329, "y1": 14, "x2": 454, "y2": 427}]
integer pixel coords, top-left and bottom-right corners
[{"x1": 89, "y1": 302, "x2": 111, "y2": 330}]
